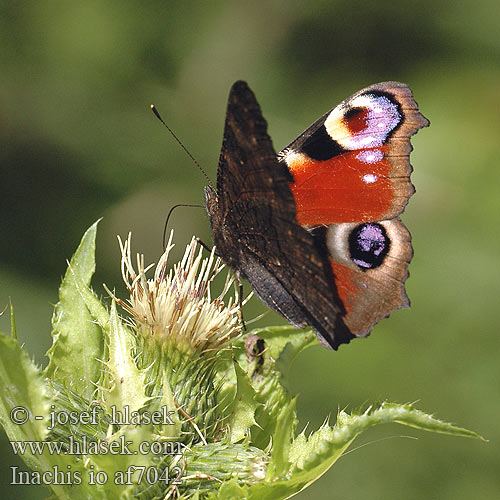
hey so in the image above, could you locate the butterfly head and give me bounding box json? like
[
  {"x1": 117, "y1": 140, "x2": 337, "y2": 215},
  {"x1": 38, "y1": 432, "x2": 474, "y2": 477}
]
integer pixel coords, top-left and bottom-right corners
[{"x1": 204, "y1": 185, "x2": 243, "y2": 271}]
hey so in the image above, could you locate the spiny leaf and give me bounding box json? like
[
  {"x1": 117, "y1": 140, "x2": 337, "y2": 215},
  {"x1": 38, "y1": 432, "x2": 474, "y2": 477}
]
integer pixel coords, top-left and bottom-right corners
[
  {"x1": 102, "y1": 301, "x2": 148, "y2": 414},
  {"x1": 227, "y1": 362, "x2": 258, "y2": 443},
  {"x1": 0, "y1": 337, "x2": 107, "y2": 500},
  {"x1": 244, "y1": 402, "x2": 483, "y2": 500},
  {"x1": 45, "y1": 220, "x2": 103, "y2": 400},
  {"x1": 265, "y1": 398, "x2": 297, "y2": 481},
  {"x1": 0, "y1": 334, "x2": 51, "y2": 468},
  {"x1": 354, "y1": 402, "x2": 484, "y2": 440}
]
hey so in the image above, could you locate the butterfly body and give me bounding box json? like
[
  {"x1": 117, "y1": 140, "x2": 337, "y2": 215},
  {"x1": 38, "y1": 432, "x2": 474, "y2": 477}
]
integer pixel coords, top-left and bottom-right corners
[{"x1": 205, "y1": 81, "x2": 428, "y2": 349}]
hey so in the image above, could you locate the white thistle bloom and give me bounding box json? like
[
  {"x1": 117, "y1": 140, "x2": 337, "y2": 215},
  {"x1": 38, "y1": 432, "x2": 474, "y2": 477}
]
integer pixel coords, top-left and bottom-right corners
[{"x1": 117, "y1": 232, "x2": 243, "y2": 351}]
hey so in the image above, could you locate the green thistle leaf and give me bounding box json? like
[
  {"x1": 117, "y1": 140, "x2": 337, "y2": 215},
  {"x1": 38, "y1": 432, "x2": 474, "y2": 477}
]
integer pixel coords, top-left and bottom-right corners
[
  {"x1": 0, "y1": 334, "x2": 51, "y2": 468},
  {"x1": 265, "y1": 398, "x2": 297, "y2": 481},
  {"x1": 45, "y1": 220, "x2": 104, "y2": 400},
  {"x1": 102, "y1": 301, "x2": 148, "y2": 415},
  {"x1": 227, "y1": 362, "x2": 258, "y2": 443},
  {"x1": 243, "y1": 402, "x2": 483, "y2": 500}
]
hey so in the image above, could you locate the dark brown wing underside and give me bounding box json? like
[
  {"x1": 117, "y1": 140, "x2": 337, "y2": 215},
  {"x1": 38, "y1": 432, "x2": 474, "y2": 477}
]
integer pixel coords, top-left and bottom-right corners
[{"x1": 210, "y1": 80, "x2": 354, "y2": 349}]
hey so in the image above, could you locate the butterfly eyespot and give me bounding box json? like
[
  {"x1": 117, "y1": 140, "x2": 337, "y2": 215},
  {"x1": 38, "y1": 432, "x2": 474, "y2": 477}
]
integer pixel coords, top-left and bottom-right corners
[{"x1": 348, "y1": 223, "x2": 390, "y2": 271}]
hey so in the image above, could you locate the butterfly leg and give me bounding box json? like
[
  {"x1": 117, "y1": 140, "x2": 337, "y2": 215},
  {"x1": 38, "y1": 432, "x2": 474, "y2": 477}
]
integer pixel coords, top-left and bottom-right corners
[
  {"x1": 235, "y1": 271, "x2": 247, "y2": 331},
  {"x1": 195, "y1": 237, "x2": 215, "y2": 253}
]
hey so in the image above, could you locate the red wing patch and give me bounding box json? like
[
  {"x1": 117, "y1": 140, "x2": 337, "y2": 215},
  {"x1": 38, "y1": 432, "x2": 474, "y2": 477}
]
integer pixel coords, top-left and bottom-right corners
[{"x1": 286, "y1": 147, "x2": 394, "y2": 225}]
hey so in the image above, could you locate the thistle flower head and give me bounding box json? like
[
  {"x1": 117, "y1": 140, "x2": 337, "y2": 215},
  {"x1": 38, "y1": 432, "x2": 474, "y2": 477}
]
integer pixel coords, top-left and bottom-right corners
[{"x1": 117, "y1": 232, "x2": 242, "y2": 352}]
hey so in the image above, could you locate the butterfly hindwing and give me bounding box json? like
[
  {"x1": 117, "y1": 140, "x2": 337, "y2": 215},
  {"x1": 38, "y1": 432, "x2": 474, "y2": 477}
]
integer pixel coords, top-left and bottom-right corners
[{"x1": 317, "y1": 218, "x2": 413, "y2": 336}]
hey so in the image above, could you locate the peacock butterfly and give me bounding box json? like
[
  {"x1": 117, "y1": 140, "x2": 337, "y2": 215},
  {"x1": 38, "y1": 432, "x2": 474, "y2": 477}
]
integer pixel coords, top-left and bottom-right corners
[{"x1": 205, "y1": 81, "x2": 428, "y2": 349}]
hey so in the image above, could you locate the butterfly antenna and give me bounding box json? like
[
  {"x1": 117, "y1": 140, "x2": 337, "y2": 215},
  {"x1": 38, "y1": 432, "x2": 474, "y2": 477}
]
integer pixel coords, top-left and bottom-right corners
[
  {"x1": 150, "y1": 104, "x2": 214, "y2": 189},
  {"x1": 163, "y1": 203, "x2": 204, "y2": 250}
]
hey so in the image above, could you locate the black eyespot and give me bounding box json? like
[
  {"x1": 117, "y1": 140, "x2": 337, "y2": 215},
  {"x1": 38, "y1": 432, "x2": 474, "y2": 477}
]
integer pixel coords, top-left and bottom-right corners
[
  {"x1": 301, "y1": 125, "x2": 345, "y2": 161},
  {"x1": 348, "y1": 223, "x2": 390, "y2": 270}
]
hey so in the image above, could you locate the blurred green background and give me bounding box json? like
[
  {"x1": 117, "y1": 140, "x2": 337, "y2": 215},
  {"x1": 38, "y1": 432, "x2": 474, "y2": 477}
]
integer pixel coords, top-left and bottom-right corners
[{"x1": 1, "y1": 0, "x2": 499, "y2": 498}]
